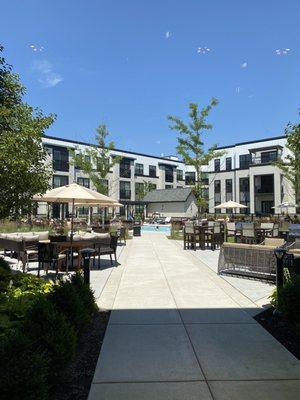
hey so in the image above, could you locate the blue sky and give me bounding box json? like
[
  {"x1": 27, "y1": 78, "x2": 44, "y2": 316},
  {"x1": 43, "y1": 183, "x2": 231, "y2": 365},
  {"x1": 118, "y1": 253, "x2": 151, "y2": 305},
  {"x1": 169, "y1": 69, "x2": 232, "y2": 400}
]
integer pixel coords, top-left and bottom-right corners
[{"x1": 1, "y1": 0, "x2": 299, "y2": 156}]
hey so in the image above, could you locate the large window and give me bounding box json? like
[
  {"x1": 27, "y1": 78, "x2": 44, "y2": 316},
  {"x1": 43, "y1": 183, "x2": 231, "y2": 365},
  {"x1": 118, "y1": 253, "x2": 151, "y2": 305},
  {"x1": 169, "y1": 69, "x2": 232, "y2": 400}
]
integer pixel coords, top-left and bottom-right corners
[
  {"x1": 214, "y1": 180, "x2": 221, "y2": 213},
  {"x1": 261, "y1": 151, "x2": 278, "y2": 164},
  {"x1": 53, "y1": 147, "x2": 69, "y2": 172},
  {"x1": 120, "y1": 159, "x2": 131, "y2": 178},
  {"x1": 177, "y1": 169, "x2": 184, "y2": 181},
  {"x1": 120, "y1": 181, "x2": 131, "y2": 199},
  {"x1": 225, "y1": 179, "x2": 233, "y2": 202},
  {"x1": 149, "y1": 165, "x2": 157, "y2": 177},
  {"x1": 165, "y1": 166, "x2": 174, "y2": 183},
  {"x1": 201, "y1": 172, "x2": 209, "y2": 185},
  {"x1": 77, "y1": 177, "x2": 90, "y2": 188},
  {"x1": 135, "y1": 163, "x2": 144, "y2": 176},
  {"x1": 53, "y1": 175, "x2": 69, "y2": 188},
  {"x1": 101, "y1": 179, "x2": 109, "y2": 195},
  {"x1": 185, "y1": 172, "x2": 195, "y2": 185},
  {"x1": 239, "y1": 154, "x2": 251, "y2": 169},
  {"x1": 226, "y1": 157, "x2": 232, "y2": 171},
  {"x1": 239, "y1": 177, "x2": 250, "y2": 214},
  {"x1": 214, "y1": 159, "x2": 220, "y2": 172}
]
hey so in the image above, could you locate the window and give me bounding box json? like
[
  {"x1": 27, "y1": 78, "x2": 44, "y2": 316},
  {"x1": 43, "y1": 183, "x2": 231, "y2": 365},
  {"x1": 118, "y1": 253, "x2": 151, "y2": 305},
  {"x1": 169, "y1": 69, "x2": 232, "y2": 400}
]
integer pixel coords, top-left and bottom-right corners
[
  {"x1": 214, "y1": 159, "x2": 220, "y2": 172},
  {"x1": 225, "y1": 179, "x2": 233, "y2": 202},
  {"x1": 53, "y1": 147, "x2": 69, "y2": 172},
  {"x1": 53, "y1": 175, "x2": 69, "y2": 188},
  {"x1": 165, "y1": 185, "x2": 173, "y2": 189},
  {"x1": 177, "y1": 169, "x2": 184, "y2": 181},
  {"x1": 135, "y1": 204, "x2": 144, "y2": 215},
  {"x1": 78, "y1": 206, "x2": 89, "y2": 215},
  {"x1": 120, "y1": 159, "x2": 131, "y2": 178},
  {"x1": 135, "y1": 182, "x2": 144, "y2": 200},
  {"x1": 214, "y1": 180, "x2": 221, "y2": 193},
  {"x1": 239, "y1": 154, "x2": 251, "y2": 169},
  {"x1": 226, "y1": 157, "x2": 232, "y2": 171},
  {"x1": 185, "y1": 172, "x2": 195, "y2": 185},
  {"x1": 85, "y1": 155, "x2": 91, "y2": 164},
  {"x1": 149, "y1": 165, "x2": 157, "y2": 177},
  {"x1": 201, "y1": 172, "x2": 209, "y2": 185},
  {"x1": 77, "y1": 177, "x2": 90, "y2": 188},
  {"x1": 239, "y1": 177, "x2": 250, "y2": 214},
  {"x1": 120, "y1": 181, "x2": 131, "y2": 199},
  {"x1": 261, "y1": 151, "x2": 278, "y2": 164},
  {"x1": 214, "y1": 180, "x2": 221, "y2": 212},
  {"x1": 135, "y1": 163, "x2": 144, "y2": 176},
  {"x1": 165, "y1": 166, "x2": 174, "y2": 182}
]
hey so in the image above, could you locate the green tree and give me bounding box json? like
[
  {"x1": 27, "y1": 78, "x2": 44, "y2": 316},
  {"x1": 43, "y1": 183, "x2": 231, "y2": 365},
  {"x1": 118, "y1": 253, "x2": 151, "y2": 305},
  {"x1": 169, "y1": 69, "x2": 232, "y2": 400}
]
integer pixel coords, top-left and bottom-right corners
[
  {"x1": 0, "y1": 45, "x2": 55, "y2": 219},
  {"x1": 70, "y1": 124, "x2": 122, "y2": 195},
  {"x1": 135, "y1": 181, "x2": 156, "y2": 201},
  {"x1": 274, "y1": 120, "x2": 300, "y2": 213},
  {"x1": 168, "y1": 99, "x2": 225, "y2": 215}
]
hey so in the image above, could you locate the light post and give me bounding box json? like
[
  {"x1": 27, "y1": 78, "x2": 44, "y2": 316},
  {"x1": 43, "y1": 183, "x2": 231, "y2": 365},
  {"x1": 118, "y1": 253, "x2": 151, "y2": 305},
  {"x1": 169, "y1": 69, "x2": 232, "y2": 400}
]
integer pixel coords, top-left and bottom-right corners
[{"x1": 274, "y1": 247, "x2": 286, "y2": 312}]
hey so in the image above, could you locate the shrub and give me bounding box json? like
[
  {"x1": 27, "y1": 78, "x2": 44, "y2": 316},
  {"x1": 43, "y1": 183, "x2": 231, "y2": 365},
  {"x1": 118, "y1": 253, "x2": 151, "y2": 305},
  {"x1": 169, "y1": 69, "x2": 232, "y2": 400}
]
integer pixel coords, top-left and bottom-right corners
[
  {"x1": 0, "y1": 257, "x2": 10, "y2": 271},
  {"x1": 0, "y1": 329, "x2": 49, "y2": 400},
  {"x1": 22, "y1": 297, "x2": 77, "y2": 372},
  {"x1": 49, "y1": 280, "x2": 90, "y2": 334},
  {"x1": 70, "y1": 272, "x2": 96, "y2": 316},
  {"x1": 271, "y1": 274, "x2": 300, "y2": 324}
]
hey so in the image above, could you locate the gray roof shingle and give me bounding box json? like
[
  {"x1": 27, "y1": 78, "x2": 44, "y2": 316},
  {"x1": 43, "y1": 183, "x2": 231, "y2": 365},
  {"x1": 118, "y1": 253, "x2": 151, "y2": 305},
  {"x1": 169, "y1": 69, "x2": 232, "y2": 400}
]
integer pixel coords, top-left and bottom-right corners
[{"x1": 143, "y1": 187, "x2": 193, "y2": 203}]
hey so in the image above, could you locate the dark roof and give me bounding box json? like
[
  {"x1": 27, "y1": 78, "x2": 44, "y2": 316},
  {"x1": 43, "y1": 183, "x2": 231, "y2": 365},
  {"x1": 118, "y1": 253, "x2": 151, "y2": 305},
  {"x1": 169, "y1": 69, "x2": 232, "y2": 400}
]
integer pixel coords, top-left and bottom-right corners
[
  {"x1": 143, "y1": 187, "x2": 193, "y2": 203},
  {"x1": 43, "y1": 134, "x2": 185, "y2": 164},
  {"x1": 216, "y1": 135, "x2": 286, "y2": 150}
]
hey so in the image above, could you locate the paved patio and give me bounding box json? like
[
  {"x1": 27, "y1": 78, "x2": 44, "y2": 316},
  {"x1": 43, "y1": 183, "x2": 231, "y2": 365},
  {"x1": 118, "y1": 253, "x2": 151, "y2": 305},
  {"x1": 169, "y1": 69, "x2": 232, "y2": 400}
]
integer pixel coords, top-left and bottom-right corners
[{"x1": 89, "y1": 233, "x2": 300, "y2": 400}]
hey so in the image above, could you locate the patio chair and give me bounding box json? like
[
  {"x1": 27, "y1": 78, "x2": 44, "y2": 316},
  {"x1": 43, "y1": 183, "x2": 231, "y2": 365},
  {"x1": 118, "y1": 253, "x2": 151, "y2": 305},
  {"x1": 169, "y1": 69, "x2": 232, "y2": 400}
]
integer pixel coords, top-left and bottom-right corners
[
  {"x1": 205, "y1": 223, "x2": 222, "y2": 250},
  {"x1": 225, "y1": 222, "x2": 237, "y2": 242},
  {"x1": 183, "y1": 222, "x2": 197, "y2": 250},
  {"x1": 37, "y1": 242, "x2": 67, "y2": 277},
  {"x1": 94, "y1": 234, "x2": 119, "y2": 267},
  {"x1": 241, "y1": 223, "x2": 257, "y2": 244}
]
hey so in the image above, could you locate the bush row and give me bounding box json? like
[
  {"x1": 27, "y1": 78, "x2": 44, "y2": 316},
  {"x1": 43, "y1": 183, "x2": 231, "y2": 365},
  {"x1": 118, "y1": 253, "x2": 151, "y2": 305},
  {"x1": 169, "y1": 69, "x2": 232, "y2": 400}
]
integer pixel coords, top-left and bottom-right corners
[{"x1": 0, "y1": 258, "x2": 97, "y2": 400}]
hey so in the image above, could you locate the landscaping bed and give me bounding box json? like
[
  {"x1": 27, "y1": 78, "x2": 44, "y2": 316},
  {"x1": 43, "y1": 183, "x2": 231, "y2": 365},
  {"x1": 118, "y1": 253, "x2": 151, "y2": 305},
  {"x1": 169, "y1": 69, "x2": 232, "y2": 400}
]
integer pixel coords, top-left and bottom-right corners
[
  {"x1": 255, "y1": 307, "x2": 300, "y2": 360},
  {"x1": 52, "y1": 309, "x2": 110, "y2": 400},
  {"x1": 0, "y1": 258, "x2": 109, "y2": 400}
]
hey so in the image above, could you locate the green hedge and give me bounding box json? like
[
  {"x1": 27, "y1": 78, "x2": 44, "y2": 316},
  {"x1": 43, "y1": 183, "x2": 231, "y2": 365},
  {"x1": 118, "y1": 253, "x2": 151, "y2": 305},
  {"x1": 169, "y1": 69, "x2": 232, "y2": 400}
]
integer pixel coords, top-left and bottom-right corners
[{"x1": 0, "y1": 258, "x2": 97, "y2": 399}]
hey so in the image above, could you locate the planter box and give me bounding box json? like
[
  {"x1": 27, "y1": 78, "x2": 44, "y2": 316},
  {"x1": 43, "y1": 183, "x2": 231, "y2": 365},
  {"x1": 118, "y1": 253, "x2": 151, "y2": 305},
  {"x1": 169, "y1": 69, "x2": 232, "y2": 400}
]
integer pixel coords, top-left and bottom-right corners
[{"x1": 133, "y1": 226, "x2": 141, "y2": 236}]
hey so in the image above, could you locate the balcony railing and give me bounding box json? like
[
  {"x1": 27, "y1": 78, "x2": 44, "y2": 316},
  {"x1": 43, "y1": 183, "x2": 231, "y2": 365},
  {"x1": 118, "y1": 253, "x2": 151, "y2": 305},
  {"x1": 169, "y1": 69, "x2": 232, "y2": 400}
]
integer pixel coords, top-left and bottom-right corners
[
  {"x1": 255, "y1": 186, "x2": 274, "y2": 194},
  {"x1": 120, "y1": 166, "x2": 131, "y2": 178},
  {"x1": 251, "y1": 155, "x2": 279, "y2": 165},
  {"x1": 53, "y1": 160, "x2": 69, "y2": 172},
  {"x1": 120, "y1": 190, "x2": 131, "y2": 200}
]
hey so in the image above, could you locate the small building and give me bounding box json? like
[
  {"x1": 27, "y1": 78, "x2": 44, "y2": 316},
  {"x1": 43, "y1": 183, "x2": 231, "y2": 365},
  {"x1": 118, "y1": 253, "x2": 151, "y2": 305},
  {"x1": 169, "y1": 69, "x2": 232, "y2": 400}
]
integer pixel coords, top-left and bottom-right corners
[{"x1": 143, "y1": 188, "x2": 197, "y2": 218}]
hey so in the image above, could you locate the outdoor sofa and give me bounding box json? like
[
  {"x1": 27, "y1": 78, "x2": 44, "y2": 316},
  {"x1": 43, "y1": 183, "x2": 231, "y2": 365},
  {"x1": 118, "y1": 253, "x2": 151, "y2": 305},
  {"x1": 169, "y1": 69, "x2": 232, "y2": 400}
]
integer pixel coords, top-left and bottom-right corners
[{"x1": 218, "y1": 238, "x2": 285, "y2": 282}]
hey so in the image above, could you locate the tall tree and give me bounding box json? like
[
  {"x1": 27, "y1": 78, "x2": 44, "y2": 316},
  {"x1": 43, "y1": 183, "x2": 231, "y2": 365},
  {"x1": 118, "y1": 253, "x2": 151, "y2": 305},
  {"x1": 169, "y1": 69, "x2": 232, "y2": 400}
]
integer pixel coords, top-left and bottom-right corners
[
  {"x1": 70, "y1": 124, "x2": 122, "y2": 195},
  {"x1": 274, "y1": 119, "x2": 300, "y2": 213},
  {"x1": 0, "y1": 45, "x2": 55, "y2": 219},
  {"x1": 168, "y1": 99, "x2": 225, "y2": 215}
]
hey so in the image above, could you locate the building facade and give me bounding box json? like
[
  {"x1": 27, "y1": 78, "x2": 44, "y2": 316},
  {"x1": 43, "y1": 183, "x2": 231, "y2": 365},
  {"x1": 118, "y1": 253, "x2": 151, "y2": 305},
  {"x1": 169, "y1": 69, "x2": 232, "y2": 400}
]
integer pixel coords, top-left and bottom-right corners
[
  {"x1": 207, "y1": 136, "x2": 295, "y2": 215},
  {"x1": 39, "y1": 134, "x2": 296, "y2": 218}
]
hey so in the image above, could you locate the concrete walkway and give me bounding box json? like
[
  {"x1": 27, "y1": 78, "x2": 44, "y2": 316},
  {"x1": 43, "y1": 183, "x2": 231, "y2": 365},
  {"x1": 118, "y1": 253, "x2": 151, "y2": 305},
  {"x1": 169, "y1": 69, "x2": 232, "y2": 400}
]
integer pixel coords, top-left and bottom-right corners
[{"x1": 89, "y1": 233, "x2": 300, "y2": 400}]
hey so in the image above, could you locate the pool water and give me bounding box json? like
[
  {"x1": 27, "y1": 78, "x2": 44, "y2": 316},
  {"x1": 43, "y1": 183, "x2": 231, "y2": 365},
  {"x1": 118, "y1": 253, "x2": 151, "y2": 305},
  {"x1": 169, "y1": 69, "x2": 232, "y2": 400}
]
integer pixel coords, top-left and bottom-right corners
[{"x1": 141, "y1": 225, "x2": 171, "y2": 234}]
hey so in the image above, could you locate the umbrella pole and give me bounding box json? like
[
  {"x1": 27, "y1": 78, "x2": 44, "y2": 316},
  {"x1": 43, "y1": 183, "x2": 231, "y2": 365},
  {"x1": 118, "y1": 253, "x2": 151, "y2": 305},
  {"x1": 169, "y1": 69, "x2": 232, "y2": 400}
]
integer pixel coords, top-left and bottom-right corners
[
  {"x1": 102, "y1": 209, "x2": 105, "y2": 230},
  {"x1": 71, "y1": 199, "x2": 74, "y2": 270}
]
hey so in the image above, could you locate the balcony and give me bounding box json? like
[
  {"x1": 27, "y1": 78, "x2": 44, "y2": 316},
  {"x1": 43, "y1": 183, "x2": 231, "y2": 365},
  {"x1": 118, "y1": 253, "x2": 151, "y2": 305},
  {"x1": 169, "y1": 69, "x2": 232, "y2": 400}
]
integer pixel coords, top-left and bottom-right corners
[
  {"x1": 251, "y1": 155, "x2": 279, "y2": 165},
  {"x1": 120, "y1": 166, "x2": 131, "y2": 178},
  {"x1": 53, "y1": 160, "x2": 69, "y2": 172},
  {"x1": 255, "y1": 186, "x2": 274, "y2": 194}
]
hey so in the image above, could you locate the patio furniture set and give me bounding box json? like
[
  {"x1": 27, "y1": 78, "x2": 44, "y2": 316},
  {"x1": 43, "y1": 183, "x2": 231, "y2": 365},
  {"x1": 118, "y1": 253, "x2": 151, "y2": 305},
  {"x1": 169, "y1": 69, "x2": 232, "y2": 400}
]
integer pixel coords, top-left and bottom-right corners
[{"x1": 0, "y1": 230, "x2": 120, "y2": 276}]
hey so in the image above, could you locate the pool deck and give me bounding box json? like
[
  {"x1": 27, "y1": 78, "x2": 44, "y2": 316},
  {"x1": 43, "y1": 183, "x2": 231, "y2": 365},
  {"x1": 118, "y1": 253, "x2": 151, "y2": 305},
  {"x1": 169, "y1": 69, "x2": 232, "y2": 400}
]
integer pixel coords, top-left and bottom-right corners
[{"x1": 88, "y1": 232, "x2": 300, "y2": 400}]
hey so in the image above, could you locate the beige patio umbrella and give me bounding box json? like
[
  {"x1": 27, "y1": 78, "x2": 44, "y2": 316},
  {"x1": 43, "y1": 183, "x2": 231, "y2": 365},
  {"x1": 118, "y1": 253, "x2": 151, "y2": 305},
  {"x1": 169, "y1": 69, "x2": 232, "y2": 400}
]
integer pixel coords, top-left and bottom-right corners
[
  {"x1": 33, "y1": 182, "x2": 118, "y2": 242},
  {"x1": 214, "y1": 201, "x2": 248, "y2": 210}
]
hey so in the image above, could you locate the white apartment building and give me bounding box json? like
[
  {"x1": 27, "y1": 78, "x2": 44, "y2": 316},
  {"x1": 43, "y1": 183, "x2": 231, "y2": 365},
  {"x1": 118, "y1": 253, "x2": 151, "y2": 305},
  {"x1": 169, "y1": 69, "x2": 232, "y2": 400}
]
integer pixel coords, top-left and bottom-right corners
[
  {"x1": 207, "y1": 135, "x2": 295, "y2": 215},
  {"x1": 40, "y1": 135, "x2": 194, "y2": 218},
  {"x1": 39, "y1": 134, "x2": 296, "y2": 218}
]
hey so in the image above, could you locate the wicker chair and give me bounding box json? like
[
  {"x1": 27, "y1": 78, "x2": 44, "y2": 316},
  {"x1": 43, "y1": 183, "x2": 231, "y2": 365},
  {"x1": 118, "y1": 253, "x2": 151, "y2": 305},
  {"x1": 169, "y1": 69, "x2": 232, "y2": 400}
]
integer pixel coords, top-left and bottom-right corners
[
  {"x1": 241, "y1": 223, "x2": 257, "y2": 244},
  {"x1": 225, "y1": 222, "x2": 237, "y2": 242},
  {"x1": 37, "y1": 242, "x2": 67, "y2": 276}
]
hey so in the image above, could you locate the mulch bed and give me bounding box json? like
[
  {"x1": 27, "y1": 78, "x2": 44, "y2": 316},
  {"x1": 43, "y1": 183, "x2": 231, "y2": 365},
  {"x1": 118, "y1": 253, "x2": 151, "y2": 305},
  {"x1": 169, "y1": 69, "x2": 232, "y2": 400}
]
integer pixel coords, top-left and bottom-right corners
[
  {"x1": 255, "y1": 307, "x2": 300, "y2": 360},
  {"x1": 52, "y1": 309, "x2": 110, "y2": 400}
]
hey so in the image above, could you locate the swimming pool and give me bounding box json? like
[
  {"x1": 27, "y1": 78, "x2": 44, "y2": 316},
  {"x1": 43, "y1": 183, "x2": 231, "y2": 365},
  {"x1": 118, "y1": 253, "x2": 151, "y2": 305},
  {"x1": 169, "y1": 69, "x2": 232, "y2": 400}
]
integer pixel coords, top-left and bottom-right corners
[{"x1": 141, "y1": 225, "x2": 171, "y2": 234}]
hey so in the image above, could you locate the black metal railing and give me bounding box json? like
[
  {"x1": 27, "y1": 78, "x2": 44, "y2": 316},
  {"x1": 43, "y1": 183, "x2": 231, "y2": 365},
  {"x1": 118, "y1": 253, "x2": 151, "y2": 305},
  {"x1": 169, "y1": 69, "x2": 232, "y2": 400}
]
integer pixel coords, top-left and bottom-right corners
[
  {"x1": 120, "y1": 166, "x2": 131, "y2": 178},
  {"x1": 255, "y1": 186, "x2": 274, "y2": 194}
]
